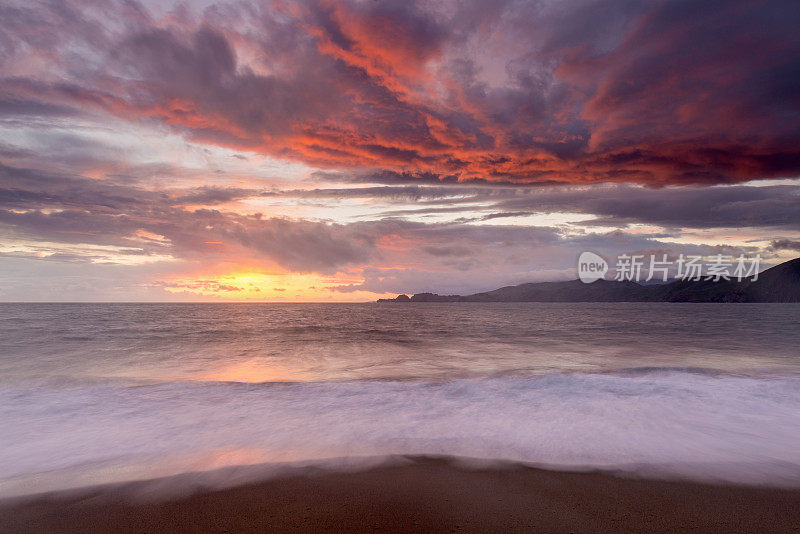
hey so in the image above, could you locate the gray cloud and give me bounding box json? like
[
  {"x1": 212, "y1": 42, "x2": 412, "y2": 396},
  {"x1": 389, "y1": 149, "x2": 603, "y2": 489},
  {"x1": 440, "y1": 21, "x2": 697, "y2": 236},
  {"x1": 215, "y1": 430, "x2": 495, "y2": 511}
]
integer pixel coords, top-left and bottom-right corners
[
  {"x1": 770, "y1": 239, "x2": 800, "y2": 252},
  {"x1": 277, "y1": 181, "x2": 800, "y2": 231},
  {"x1": 2, "y1": 162, "x2": 798, "y2": 278}
]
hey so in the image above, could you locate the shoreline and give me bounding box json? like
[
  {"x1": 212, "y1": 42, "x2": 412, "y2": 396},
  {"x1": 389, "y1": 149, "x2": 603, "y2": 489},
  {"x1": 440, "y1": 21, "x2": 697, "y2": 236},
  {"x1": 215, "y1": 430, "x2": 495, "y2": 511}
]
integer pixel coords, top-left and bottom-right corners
[{"x1": 2, "y1": 456, "x2": 799, "y2": 533}]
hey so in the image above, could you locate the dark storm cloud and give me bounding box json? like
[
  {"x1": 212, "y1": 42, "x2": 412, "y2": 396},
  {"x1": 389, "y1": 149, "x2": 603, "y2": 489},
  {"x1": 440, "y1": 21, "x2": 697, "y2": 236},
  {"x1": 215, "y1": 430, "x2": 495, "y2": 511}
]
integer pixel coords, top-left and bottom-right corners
[{"x1": 2, "y1": 0, "x2": 799, "y2": 185}]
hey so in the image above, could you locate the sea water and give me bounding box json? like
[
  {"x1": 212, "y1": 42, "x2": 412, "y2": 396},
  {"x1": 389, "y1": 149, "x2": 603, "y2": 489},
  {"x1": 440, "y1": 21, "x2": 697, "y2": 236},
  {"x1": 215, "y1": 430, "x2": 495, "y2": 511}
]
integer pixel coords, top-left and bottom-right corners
[{"x1": 1, "y1": 302, "x2": 799, "y2": 496}]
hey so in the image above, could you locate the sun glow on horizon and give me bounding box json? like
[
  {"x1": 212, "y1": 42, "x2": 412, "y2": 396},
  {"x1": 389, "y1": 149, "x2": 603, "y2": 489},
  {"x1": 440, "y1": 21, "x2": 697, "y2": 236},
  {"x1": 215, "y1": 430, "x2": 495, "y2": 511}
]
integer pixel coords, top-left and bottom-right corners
[{"x1": 157, "y1": 269, "x2": 392, "y2": 302}]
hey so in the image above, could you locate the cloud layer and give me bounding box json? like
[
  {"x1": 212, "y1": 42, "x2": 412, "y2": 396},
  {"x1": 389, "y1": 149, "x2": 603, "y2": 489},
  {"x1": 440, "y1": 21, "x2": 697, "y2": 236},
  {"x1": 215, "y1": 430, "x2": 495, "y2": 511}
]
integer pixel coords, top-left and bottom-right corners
[
  {"x1": 2, "y1": 0, "x2": 800, "y2": 185},
  {"x1": 1, "y1": 0, "x2": 799, "y2": 300},
  {"x1": 1, "y1": 159, "x2": 793, "y2": 297}
]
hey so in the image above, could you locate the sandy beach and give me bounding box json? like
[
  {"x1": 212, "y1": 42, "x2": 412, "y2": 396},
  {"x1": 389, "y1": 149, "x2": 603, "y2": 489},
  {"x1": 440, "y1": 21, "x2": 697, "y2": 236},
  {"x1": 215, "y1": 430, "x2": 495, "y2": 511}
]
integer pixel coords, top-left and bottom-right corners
[{"x1": 1, "y1": 456, "x2": 799, "y2": 533}]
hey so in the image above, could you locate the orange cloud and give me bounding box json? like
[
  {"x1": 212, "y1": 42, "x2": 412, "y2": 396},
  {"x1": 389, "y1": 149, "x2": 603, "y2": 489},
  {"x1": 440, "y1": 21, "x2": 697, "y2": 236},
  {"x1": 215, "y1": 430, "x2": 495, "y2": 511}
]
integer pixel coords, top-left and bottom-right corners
[{"x1": 4, "y1": 0, "x2": 800, "y2": 187}]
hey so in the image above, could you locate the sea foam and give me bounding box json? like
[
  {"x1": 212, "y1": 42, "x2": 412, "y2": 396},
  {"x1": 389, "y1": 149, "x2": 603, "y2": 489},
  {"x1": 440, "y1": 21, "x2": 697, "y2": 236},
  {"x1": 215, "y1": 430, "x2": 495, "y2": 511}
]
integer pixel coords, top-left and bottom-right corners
[{"x1": 2, "y1": 370, "x2": 800, "y2": 496}]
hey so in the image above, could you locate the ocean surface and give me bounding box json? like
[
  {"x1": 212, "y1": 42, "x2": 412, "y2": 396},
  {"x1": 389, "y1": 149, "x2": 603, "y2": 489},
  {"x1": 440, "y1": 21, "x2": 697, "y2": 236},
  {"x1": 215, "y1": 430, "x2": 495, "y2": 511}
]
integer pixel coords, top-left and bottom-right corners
[{"x1": 1, "y1": 302, "x2": 799, "y2": 496}]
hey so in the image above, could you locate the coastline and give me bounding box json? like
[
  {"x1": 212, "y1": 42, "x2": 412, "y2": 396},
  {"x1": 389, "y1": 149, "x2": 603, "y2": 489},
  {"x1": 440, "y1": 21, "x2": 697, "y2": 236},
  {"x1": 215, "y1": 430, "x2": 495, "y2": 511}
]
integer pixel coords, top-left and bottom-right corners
[{"x1": 2, "y1": 456, "x2": 799, "y2": 533}]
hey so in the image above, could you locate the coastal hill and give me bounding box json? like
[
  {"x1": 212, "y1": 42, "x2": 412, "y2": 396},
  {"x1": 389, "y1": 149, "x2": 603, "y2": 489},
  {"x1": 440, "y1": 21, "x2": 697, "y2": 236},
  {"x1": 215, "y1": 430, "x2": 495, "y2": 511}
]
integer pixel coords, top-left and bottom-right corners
[{"x1": 378, "y1": 257, "x2": 800, "y2": 303}]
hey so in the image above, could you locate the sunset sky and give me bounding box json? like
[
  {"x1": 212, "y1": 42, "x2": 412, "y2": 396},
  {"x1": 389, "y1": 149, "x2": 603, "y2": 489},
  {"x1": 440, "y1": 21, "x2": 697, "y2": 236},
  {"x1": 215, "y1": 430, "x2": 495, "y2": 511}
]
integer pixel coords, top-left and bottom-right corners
[{"x1": 1, "y1": 0, "x2": 799, "y2": 301}]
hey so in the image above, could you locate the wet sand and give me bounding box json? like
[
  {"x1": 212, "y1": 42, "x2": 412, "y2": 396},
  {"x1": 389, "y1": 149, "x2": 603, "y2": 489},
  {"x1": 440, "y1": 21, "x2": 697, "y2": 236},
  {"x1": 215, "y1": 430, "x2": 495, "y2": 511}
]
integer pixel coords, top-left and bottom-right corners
[{"x1": 1, "y1": 456, "x2": 799, "y2": 533}]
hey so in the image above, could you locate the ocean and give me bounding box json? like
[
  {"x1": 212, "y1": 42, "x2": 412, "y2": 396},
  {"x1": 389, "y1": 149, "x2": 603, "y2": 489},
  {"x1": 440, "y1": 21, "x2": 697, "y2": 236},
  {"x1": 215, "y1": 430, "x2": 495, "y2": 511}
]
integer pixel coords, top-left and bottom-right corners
[{"x1": 1, "y1": 302, "x2": 799, "y2": 496}]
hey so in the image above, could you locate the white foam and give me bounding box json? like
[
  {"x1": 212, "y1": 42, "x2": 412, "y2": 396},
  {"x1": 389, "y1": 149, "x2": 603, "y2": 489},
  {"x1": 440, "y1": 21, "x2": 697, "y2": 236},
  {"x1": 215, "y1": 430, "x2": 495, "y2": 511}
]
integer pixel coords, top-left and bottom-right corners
[{"x1": 1, "y1": 371, "x2": 800, "y2": 496}]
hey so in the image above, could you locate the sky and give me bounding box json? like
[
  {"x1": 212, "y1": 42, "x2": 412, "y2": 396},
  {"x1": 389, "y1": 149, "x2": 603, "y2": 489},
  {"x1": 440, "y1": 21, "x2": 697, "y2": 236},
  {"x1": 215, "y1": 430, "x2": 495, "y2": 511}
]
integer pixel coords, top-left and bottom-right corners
[{"x1": 0, "y1": 0, "x2": 799, "y2": 301}]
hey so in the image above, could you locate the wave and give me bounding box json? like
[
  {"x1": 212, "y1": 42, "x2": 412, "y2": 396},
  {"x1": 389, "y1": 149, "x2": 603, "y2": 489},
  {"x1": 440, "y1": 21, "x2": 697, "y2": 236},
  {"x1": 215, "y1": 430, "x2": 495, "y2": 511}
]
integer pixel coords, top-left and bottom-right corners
[{"x1": 1, "y1": 371, "x2": 799, "y2": 496}]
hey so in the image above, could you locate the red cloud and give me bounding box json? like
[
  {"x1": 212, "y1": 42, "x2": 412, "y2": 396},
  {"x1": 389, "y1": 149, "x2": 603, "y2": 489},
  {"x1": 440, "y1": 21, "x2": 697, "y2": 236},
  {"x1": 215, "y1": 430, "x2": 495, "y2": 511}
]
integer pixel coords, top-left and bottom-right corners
[{"x1": 2, "y1": 0, "x2": 799, "y2": 185}]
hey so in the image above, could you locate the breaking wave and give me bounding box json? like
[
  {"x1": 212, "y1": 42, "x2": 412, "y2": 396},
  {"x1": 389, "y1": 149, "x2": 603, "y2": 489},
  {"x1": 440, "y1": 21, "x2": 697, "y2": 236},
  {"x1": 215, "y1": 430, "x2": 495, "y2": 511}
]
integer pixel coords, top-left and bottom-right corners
[{"x1": 2, "y1": 370, "x2": 800, "y2": 496}]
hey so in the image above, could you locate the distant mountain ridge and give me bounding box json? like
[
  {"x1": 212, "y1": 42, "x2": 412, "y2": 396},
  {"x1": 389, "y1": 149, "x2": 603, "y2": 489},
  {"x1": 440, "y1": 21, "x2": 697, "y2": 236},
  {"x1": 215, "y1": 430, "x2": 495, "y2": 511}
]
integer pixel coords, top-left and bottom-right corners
[{"x1": 377, "y1": 257, "x2": 800, "y2": 303}]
